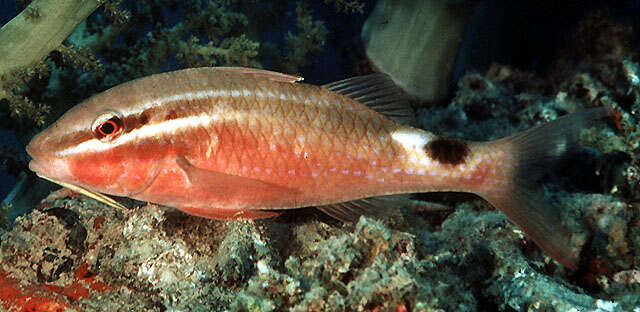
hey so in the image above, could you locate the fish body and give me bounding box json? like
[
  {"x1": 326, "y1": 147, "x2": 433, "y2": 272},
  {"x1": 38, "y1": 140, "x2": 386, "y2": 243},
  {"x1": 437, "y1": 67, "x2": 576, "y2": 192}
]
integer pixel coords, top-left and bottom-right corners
[
  {"x1": 26, "y1": 67, "x2": 609, "y2": 269},
  {"x1": 27, "y1": 68, "x2": 497, "y2": 216}
]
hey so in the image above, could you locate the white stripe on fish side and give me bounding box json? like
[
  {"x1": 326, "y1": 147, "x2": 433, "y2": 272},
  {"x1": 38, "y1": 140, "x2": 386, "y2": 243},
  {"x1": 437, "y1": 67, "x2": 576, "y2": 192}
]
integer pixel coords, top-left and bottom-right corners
[{"x1": 57, "y1": 112, "x2": 219, "y2": 156}]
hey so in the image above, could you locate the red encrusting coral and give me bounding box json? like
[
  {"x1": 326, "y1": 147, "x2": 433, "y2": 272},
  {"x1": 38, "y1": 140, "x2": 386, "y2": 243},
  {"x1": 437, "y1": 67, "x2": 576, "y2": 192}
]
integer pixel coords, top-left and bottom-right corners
[
  {"x1": 0, "y1": 262, "x2": 112, "y2": 311},
  {"x1": 0, "y1": 270, "x2": 70, "y2": 312}
]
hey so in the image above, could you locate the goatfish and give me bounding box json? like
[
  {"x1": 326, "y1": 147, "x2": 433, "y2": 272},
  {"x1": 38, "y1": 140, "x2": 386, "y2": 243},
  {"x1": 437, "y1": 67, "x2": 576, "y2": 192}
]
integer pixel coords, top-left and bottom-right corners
[{"x1": 26, "y1": 67, "x2": 609, "y2": 269}]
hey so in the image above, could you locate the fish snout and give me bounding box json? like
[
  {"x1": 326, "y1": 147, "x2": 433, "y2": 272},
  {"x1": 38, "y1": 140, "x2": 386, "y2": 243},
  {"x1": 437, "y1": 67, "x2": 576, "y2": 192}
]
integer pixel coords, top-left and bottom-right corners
[
  {"x1": 27, "y1": 155, "x2": 73, "y2": 183},
  {"x1": 26, "y1": 132, "x2": 72, "y2": 181},
  {"x1": 26, "y1": 134, "x2": 46, "y2": 176},
  {"x1": 26, "y1": 131, "x2": 47, "y2": 161},
  {"x1": 26, "y1": 134, "x2": 49, "y2": 177}
]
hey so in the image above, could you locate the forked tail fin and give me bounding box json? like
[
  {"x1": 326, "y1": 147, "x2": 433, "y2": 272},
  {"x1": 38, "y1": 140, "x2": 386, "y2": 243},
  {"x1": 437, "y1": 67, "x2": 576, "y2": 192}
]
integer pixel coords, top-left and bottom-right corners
[{"x1": 478, "y1": 108, "x2": 611, "y2": 269}]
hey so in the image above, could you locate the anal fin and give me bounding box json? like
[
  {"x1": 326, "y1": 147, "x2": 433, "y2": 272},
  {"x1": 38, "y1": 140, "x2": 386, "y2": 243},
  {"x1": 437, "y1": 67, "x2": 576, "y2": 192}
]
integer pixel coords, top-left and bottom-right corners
[
  {"x1": 316, "y1": 195, "x2": 406, "y2": 222},
  {"x1": 178, "y1": 206, "x2": 282, "y2": 220}
]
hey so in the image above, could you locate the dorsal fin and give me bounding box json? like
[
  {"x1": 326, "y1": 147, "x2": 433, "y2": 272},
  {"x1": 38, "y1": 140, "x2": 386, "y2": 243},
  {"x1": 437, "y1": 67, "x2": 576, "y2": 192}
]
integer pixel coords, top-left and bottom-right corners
[
  {"x1": 323, "y1": 74, "x2": 415, "y2": 125},
  {"x1": 214, "y1": 67, "x2": 303, "y2": 83}
]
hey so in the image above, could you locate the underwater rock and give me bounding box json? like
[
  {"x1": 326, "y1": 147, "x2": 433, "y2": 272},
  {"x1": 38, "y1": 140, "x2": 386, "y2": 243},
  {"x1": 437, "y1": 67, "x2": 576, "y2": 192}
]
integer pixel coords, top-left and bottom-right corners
[
  {"x1": 582, "y1": 194, "x2": 634, "y2": 269},
  {"x1": 231, "y1": 216, "x2": 477, "y2": 312},
  {"x1": 437, "y1": 204, "x2": 606, "y2": 312}
]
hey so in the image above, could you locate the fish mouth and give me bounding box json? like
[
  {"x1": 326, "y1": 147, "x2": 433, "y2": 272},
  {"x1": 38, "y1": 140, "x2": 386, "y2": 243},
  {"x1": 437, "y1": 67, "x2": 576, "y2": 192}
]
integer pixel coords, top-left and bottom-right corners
[
  {"x1": 35, "y1": 174, "x2": 127, "y2": 211},
  {"x1": 28, "y1": 158, "x2": 126, "y2": 211},
  {"x1": 28, "y1": 159, "x2": 40, "y2": 174},
  {"x1": 28, "y1": 157, "x2": 73, "y2": 182}
]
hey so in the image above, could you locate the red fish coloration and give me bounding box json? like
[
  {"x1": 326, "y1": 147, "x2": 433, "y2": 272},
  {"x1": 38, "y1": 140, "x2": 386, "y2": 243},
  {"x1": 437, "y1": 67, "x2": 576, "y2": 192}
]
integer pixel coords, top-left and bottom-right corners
[{"x1": 26, "y1": 67, "x2": 609, "y2": 269}]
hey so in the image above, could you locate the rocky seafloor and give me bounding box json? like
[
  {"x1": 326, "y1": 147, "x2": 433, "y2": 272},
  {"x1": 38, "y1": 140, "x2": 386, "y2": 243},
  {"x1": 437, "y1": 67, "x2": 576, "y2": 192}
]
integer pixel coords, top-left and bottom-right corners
[{"x1": 0, "y1": 55, "x2": 639, "y2": 312}]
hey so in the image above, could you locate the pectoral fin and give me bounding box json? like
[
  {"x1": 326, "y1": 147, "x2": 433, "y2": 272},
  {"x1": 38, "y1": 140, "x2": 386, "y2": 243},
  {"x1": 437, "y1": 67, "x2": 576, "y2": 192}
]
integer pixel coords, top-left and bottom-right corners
[{"x1": 176, "y1": 156, "x2": 299, "y2": 210}]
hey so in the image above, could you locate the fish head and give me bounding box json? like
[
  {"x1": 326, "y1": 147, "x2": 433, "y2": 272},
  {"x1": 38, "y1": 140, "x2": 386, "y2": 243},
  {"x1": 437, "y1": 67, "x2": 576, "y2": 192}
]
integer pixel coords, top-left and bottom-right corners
[{"x1": 27, "y1": 88, "x2": 166, "y2": 198}]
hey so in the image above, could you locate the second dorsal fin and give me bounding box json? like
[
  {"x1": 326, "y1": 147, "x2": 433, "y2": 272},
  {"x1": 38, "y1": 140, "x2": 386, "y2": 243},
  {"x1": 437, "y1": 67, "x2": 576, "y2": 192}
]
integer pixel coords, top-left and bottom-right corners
[
  {"x1": 214, "y1": 67, "x2": 304, "y2": 83},
  {"x1": 323, "y1": 74, "x2": 415, "y2": 125}
]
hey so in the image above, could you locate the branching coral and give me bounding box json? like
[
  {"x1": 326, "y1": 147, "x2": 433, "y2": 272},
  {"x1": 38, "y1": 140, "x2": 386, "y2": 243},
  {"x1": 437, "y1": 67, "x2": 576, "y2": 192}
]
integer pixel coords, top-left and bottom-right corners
[
  {"x1": 324, "y1": 0, "x2": 365, "y2": 14},
  {"x1": 177, "y1": 35, "x2": 260, "y2": 68},
  {"x1": 0, "y1": 0, "x2": 110, "y2": 127},
  {"x1": 0, "y1": 67, "x2": 51, "y2": 127},
  {"x1": 0, "y1": 0, "x2": 101, "y2": 75},
  {"x1": 93, "y1": 0, "x2": 262, "y2": 79},
  {"x1": 282, "y1": 1, "x2": 328, "y2": 73},
  {"x1": 71, "y1": 0, "x2": 331, "y2": 94},
  {"x1": 54, "y1": 45, "x2": 103, "y2": 73}
]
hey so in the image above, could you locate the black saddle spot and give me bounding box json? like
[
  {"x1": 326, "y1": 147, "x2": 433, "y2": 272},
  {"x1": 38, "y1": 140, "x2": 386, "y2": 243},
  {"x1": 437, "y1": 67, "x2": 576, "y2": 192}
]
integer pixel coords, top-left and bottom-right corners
[{"x1": 425, "y1": 137, "x2": 470, "y2": 166}]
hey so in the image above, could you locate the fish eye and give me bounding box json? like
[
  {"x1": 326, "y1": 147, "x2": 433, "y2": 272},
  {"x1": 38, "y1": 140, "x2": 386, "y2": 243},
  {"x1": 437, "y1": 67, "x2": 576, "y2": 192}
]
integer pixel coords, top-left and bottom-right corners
[
  {"x1": 92, "y1": 111, "x2": 123, "y2": 140},
  {"x1": 98, "y1": 119, "x2": 118, "y2": 136}
]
